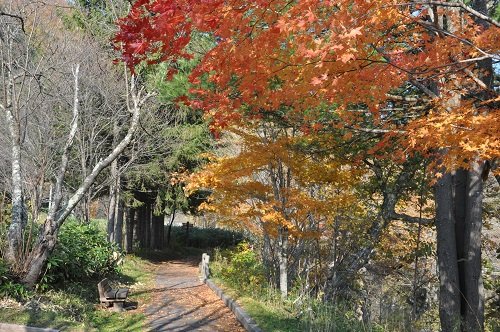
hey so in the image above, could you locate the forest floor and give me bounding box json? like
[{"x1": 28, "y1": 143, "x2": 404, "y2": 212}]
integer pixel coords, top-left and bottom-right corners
[{"x1": 140, "y1": 257, "x2": 245, "y2": 332}]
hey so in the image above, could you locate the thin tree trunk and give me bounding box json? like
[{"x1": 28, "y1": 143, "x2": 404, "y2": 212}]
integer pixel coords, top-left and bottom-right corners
[
  {"x1": 145, "y1": 201, "x2": 152, "y2": 248},
  {"x1": 262, "y1": 229, "x2": 275, "y2": 285},
  {"x1": 166, "y1": 208, "x2": 176, "y2": 247},
  {"x1": 279, "y1": 226, "x2": 288, "y2": 298},
  {"x1": 5, "y1": 103, "x2": 27, "y2": 264},
  {"x1": 125, "y1": 207, "x2": 135, "y2": 253},
  {"x1": 151, "y1": 211, "x2": 164, "y2": 250},
  {"x1": 114, "y1": 196, "x2": 124, "y2": 250},
  {"x1": 137, "y1": 203, "x2": 145, "y2": 248},
  {"x1": 107, "y1": 182, "x2": 117, "y2": 242},
  {"x1": 107, "y1": 119, "x2": 119, "y2": 241},
  {"x1": 78, "y1": 134, "x2": 91, "y2": 224},
  {"x1": 0, "y1": 191, "x2": 5, "y2": 225},
  {"x1": 84, "y1": 190, "x2": 91, "y2": 223},
  {"x1": 160, "y1": 214, "x2": 165, "y2": 249}
]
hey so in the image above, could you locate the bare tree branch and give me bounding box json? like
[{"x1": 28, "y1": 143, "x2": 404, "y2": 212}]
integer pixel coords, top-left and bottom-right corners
[
  {"x1": 396, "y1": 1, "x2": 500, "y2": 28},
  {"x1": 48, "y1": 64, "x2": 80, "y2": 219},
  {"x1": 0, "y1": 11, "x2": 25, "y2": 33},
  {"x1": 391, "y1": 212, "x2": 434, "y2": 225}
]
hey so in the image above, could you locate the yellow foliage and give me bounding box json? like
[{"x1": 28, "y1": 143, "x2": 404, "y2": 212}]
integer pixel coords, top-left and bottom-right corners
[{"x1": 187, "y1": 123, "x2": 360, "y2": 240}]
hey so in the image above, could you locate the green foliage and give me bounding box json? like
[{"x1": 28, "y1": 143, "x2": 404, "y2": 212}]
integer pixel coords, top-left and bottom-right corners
[
  {"x1": 43, "y1": 219, "x2": 120, "y2": 285},
  {"x1": 0, "y1": 281, "x2": 31, "y2": 301},
  {"x1": 0, "y1": 203, "x2": 10, "y2": 257},
  {"x1": 0, "y1": 258, "x2": 31, "y2": 301},
  {"x1": 211, "y1": 242, "x2": 266, "y2": 293},
  {"x1": 211, "y1": 271, "x2": 376, "y2": 332},
  {"x1": 210, "y1": 243, "x2": 417, "y2": 331},
  {"x1": 60, "y1": 0, "x2": 126, "y2": 41}
]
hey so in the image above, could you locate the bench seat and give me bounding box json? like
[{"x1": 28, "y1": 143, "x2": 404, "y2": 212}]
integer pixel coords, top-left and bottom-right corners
[
  {"x1": 104, "y1": 287, "x2": 129, "y2": 300},
  {"x1": 98, "y1": 278, "x2": 130, "y2": 309}
]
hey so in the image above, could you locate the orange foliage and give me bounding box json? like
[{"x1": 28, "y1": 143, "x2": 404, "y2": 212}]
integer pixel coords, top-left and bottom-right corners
[{"x1": 116, "y1": 0, "x2": 500, "y2": 171}]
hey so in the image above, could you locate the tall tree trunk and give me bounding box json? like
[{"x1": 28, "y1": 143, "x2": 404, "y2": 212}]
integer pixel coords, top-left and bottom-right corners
[
  {"x1": 125, "y1": 207, "x2": 135, "y2": 253},
  {"x1": 463, "y1": 161, "x2": 485, "y2": 332},
  {"x1": 166, "y1": 208, "x2": 176, "y2": 247},
  {"x1": 453, "y1": 169, "x2": 467, "y2": 320},
  {"x1": 137, "y1": 203, "x2": 146, "y2": 248},
  {"x1": 114, "y1": 197, "x2": 124, "y2": 250},
  {"x1": 145, "y1": 201, "x2": 152, "y2": 248},
  {"x1": 107, "y1": 115, "x2": 120, "y2": 241},
  {"x1": 107, "y1": 161, "x2": 119, "y2": 241},
  {"x1": 279, "y1": 226, "x2": 288, "y2": 298},
  {"x1": 435, "y1": 1, "x2": 490, "y2": 329},
  {"x1": 151, "y1": 211, "x2": 164, "y2": 250},
  {"x1": 5, "y1": 105, "x2": 27, "y2": 265},
  {"x1": 461, "y1": 1, "x2": 490, "y2": 329},
  {"x1": 435, "y1": 172, "x2": 461, "y2": 331}
]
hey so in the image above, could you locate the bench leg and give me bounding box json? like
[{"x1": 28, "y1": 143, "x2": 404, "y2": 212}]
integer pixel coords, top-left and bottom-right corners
[
  {"x1": 112, "y1": 301, "x2": 125, "y2": 312},
  {"x1": 101, "y1": 301, "x2": 112, "y2": 308}
]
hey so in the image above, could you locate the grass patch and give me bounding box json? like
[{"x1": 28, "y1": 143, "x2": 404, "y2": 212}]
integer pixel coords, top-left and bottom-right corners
[
  {"x1": 210, "y1": 277, "x2": 301, "y2": 332},
  {"x1": 0, "y1": 307, "x2": 80, "y2": 330},
  {"x1": 208, "y1": 244, "x2": 377, "y2": 332},
  {"x1": 239, "y1": 296, "x2": 300, "y2": 332},
  {"x1": 0, "y1": 254, "x2": 155, "y2": 331}
]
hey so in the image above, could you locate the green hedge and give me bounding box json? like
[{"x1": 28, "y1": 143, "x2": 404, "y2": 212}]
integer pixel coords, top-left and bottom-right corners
[{"x1": 166, "y1": 225, "x2": 244, "y2": 249}]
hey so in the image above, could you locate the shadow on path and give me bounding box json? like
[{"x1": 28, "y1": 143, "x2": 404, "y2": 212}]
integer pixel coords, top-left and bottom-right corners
[{"x1": 142, "y1": 259, "x2": 244, "y2": 332}]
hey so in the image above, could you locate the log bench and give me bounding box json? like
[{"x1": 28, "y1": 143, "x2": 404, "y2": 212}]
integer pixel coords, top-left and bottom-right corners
[{"x1": 97, "y1": 278, "x2": 129, "y2": 312}]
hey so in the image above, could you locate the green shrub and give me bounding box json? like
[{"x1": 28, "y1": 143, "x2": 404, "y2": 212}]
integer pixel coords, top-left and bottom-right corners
[
  {"x1": 0, "y1": 257, "x2": 31, "y2": 300},
  {"x1": 43, "y1": 219, "x2": 120, "y2": 285},
  {"x1": 211, "y1": 242, "x2": 266, "y2": 293}
]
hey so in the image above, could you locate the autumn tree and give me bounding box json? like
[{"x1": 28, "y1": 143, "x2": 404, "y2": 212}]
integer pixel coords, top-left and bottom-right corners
[
  {"x1": 188, "y1": 115, "x2": 360, "y2": 297},
  {"x1": 116, "y1": 0, "x2": 499, "y2": 330}
]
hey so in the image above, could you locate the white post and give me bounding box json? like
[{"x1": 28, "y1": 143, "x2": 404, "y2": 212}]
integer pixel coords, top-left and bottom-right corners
[{"x1": 201, "y1": 253, "x2": 210, "y2": 281}]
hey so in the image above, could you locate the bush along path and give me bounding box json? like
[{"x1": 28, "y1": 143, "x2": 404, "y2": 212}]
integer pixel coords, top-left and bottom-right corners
[{"x1": 142, "y1": 258, "x2": 245, "y2": 332}]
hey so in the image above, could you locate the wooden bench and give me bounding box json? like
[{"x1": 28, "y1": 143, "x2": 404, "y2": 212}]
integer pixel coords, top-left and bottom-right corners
[{"x1": 97, "y1": 278, "x2": 129, "y2": 311}]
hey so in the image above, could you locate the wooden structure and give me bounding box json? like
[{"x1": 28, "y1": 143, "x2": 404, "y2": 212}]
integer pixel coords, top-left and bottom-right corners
[{"x1": 97, "y1": 278, "x2": 129, "y2": 311}]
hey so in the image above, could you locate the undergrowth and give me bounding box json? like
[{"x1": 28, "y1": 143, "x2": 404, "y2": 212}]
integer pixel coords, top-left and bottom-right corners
[
  {"x1": 0, "y1": 254, "x2": 153, "y2": 331},
  {"x1": 209, "y1": 242, "x2": 436, "y2": 332}
]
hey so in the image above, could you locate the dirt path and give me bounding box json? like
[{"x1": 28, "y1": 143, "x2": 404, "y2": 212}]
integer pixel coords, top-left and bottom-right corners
[{"x1": 142, "y1": 258, "x2": 245, "y2": 332}]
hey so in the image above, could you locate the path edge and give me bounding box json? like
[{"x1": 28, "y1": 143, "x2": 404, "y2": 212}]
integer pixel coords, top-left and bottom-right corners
[
  {"x1": 204, "y1": 279, "x2": 263, "y2": 332},
  {"x1": 0, "y1": 323, "x2": 60, "y2": 332}
]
